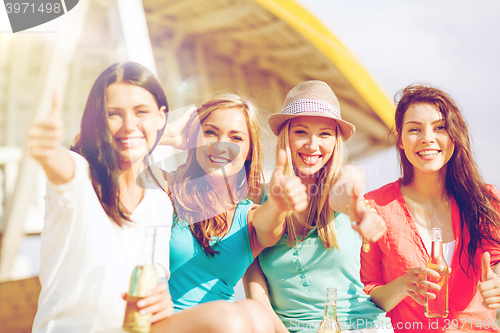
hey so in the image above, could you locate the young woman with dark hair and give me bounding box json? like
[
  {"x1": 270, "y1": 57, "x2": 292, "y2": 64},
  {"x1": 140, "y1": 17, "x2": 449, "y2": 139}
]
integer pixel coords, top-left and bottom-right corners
[
  {"x1": 361, "y1": 84, "x2": 500, "y2": 332},
  {"x1": 72, "y1": 62, "x2": 169, "y2": 225},
  {"x1": 29, "y1": 62, "x2": 173, "y2": 332}
]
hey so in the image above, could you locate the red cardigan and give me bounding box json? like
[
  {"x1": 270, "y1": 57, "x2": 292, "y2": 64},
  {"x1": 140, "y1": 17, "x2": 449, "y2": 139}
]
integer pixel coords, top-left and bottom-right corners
[{"x1": 361, "y1": 180, "x2": 500, "y2": 332}]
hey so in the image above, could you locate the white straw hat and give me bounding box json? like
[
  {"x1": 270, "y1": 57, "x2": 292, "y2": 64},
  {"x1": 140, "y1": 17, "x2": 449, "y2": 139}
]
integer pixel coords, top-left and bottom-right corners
[{"x1": 268, "y1": 80, "x2": 355, "y2": 140}]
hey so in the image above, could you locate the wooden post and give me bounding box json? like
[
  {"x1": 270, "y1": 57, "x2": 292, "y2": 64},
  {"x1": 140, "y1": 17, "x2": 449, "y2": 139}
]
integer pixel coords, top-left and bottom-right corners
[{"x1": 111, "y1": 0, "x2": 158, "y2": 76}]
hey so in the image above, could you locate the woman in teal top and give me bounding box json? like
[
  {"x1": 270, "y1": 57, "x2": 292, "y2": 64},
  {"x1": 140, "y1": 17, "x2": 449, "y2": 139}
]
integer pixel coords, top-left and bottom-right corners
[
  {"x1": 154, "y1": 93, "x2": 308, "y2": 333},
  {"x1": 169, "y1": 198, "x2": 255, "y2": 310},
  {"x1": 243, "y1": 81, "x2": 392, "y2": 333}
]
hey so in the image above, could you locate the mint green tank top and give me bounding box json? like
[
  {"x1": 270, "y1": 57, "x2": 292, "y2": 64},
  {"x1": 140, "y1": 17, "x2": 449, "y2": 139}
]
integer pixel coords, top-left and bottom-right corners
[{"x1": 258, "y1": 212, "x2": 391, "y2": 332}]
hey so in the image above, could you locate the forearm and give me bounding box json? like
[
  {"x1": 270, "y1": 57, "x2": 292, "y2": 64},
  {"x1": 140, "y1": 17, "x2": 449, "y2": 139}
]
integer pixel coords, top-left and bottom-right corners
[
  {"x1": 159, "y1": 132, "x2": 180, "y2": 147},
  {"x1": 367, "y1": 276, "x2": 408, "y2": 312},
  {"x1": 246, "y1": 281, "x2": 289, "y2": 333},
  {"x1": 243, "y1": 261, "x2": 289, "y2": 333},
  {"x1": 251, "y1": 201, "x2": 287, "y2": 247},
  {"x1": 36, "y1": 148, "x2": 75, "y2": 185}
]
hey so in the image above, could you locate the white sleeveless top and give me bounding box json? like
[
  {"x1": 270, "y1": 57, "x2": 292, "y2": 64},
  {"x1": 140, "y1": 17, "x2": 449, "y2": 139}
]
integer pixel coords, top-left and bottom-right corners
[{"x1": 443, "y1": 240, "x2": 456, "y2": 266}]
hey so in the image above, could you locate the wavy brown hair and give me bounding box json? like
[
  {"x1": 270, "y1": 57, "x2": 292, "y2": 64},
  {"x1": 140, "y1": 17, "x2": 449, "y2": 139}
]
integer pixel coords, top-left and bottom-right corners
[
  {"x1": 276, "y1": 119, "x2": 346, "y2": 249},
  {"x1": 171, "y1": 94, "x2": 263, "y2": 256},
  {"x1": 72, "y1": 62, "x2": 168, "y2": 226},
  {"x1": 394, "y1": 84, "x2": 500, "y2": 273}
]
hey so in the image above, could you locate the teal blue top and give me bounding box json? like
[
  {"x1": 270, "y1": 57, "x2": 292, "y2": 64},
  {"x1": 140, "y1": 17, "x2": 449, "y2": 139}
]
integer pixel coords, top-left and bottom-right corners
[
  {"x1": 169, "y1": 199, "x2": 255, "y2": 312},
  {"x1": 258, "y1": 212, "x2": 391, "y2": 332}
]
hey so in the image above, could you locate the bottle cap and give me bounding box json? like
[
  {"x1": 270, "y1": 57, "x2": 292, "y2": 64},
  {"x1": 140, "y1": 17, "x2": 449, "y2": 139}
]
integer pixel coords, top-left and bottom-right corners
[{"x1": 432, "y1": 227, "x2": 443, "y2": 241}]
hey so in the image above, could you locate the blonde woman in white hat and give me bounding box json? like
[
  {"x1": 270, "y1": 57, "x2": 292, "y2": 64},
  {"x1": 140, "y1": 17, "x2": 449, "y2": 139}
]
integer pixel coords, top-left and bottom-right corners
[{"x1": 243, "y1": 81, "x2": 393, "y2": 333}]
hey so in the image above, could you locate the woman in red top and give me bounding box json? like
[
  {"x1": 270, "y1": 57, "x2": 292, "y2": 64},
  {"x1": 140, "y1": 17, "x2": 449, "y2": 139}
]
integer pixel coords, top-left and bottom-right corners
[{"x1": 361, "y1": 85, "x2": 500, "y2": 332}]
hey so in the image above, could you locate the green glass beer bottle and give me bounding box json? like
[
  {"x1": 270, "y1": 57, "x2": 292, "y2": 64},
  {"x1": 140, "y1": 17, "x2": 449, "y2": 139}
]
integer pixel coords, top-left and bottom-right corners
[{"x1": 317, "y1": 287, "x2": 341, "y2": 333}]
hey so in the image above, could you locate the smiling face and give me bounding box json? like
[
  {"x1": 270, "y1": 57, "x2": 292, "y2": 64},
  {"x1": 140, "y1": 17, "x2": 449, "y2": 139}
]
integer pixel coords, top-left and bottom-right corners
[
  {"x1": 195, "y1": 107, "x2": 251, "y2": 180},
  {"x1": 106, "y1": 82, "x2": 165, "y2": 167},
  {"x1": 399, "y1": 103, "x2": 455, "y2": 177},
  {"x1": 288, "y1": 116, "x2": 337, "y2": 177}
]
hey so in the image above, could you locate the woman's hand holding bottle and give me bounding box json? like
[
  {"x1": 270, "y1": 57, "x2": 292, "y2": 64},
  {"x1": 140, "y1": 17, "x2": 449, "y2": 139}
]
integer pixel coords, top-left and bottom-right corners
[
  {"x1": 400, "y1": 266, "x2": 443, "y2": 306},
  {"x1": 122, "y1": 283, "x2": 174, "y2": 323}
]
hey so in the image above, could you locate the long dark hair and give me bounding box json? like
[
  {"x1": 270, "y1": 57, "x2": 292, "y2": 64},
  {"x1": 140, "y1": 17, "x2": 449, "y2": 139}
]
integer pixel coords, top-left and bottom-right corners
[
  {"x1": 72, "y1": 62, "x2": 168, "y2": 226},
  {"x1": 394, "y1": 84, "x2": 500, "y2": 273}
]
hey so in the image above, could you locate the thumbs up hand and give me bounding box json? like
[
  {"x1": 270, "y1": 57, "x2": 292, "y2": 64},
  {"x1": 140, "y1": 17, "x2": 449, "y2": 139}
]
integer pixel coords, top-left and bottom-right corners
[
  {"x1": 28, "y1": 90, "x2": 75, "y2": 185},
  {"x1": 267, "y1": 150, "x2": 308, "y2": 213},
  {"x1": 348, "y1": 191, "x2": 387, "y2": 243},
  {"x1": 29, "y1": 90, "x2": 64, "y2": 162},
  {"x1": 477, "y1": 252, "x2": 500, "y2": 309}
]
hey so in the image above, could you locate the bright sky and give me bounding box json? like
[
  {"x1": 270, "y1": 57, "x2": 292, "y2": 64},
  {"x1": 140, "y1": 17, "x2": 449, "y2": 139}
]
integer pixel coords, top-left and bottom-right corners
[{"x1": 296, "y1": 0, "x2": 500, "y2": 190}]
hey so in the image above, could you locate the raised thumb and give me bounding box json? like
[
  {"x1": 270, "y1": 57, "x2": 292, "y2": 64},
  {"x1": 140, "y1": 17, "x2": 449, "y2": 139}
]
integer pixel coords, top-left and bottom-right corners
[
  {"x1": 482, "y1": 252, "x2": 493, "y2": 281},
  {"x1": 273, "y1": 149, "x2": 287, "y2": 179},
  {"x1": 49, "y1": 89, "x2": 62, "y2": 118}
]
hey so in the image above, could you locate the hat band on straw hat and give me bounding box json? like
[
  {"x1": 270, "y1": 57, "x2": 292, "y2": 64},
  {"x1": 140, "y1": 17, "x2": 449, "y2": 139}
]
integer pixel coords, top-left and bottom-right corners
[{"x1": 282, "y1": 99, "x2": 341, "y2": 118}]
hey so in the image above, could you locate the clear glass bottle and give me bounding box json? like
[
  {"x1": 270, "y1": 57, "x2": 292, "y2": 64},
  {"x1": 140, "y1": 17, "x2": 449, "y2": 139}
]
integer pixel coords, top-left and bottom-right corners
[
  {"x1": 123, "y1": 227, "x2": 158, "y2": 333},
  {"x1": 317, "y1": 287, "x2": 341, "y2": 333},
  {"x1": 425, "y1": 227, "x2": 449, "y2": 318}
]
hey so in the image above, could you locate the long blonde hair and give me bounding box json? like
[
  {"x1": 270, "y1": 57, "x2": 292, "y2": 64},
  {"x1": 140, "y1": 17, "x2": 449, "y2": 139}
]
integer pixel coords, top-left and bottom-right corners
[
  {"x1": 172, "y1": 93, "x2": 263, "y2": 256},
  {"x1": 276, "y1": 119, "x2": 346, "y2": 249}
]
